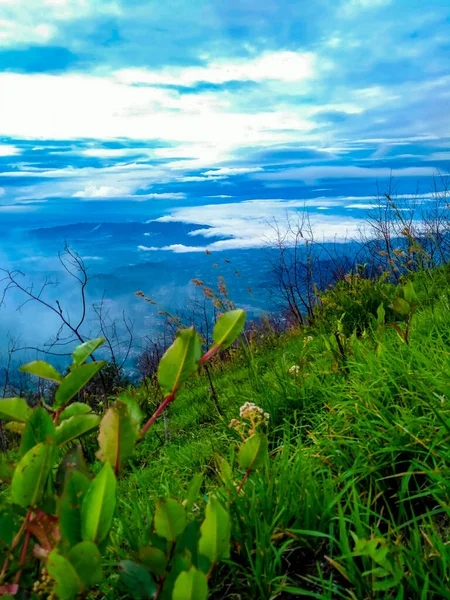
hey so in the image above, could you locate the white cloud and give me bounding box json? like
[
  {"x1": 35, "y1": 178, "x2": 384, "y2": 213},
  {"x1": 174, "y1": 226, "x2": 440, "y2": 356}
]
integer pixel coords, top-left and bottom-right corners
[
  {"x1": 73, "y1": 185, "x2": 187, "y2": 200},
  {"x1": 0, "y1": 204, "x2": 33, "y2": 212},
  {"x1": 0, "y1": 144, "x2": 21, "y2": 157},
  {"x1": 254, "y1": 165, "x2": 440, "y2": 184},
  {"x1": 202, "y1": 167, "x2": 263, "y2": 176},
  {"x1": 82, "y1": 148, "x2": 143, "y2": 159},
  {"x1": 116, "y1": 51, "x2": 316, "y2": 87},
  {"x1": 73, "y1": 185, "x2": 131, "y2": 198},
  {"x1": 0, "y1": 73, "x2": 315, "y2": 157},
  {"x1": 0, "y1": 19, "x2": 56, "y2": 46},
  {"x1": 152, "y1": 198, "x2": 364, "y2": 252}
]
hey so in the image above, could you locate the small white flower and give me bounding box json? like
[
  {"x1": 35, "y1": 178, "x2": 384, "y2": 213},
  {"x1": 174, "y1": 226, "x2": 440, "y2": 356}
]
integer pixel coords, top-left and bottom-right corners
[{"x1": 289, "y1": 365, "x2": 300, "y2": 375}]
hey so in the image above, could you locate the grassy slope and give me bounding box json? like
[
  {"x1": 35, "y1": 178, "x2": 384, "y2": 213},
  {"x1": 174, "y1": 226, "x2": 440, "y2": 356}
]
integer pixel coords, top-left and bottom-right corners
[{"x1": 116, "y1": 268, "x2": 450, "y2": 599}]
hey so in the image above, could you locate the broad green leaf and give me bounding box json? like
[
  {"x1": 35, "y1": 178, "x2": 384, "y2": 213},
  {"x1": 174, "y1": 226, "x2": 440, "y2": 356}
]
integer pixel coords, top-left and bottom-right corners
[
  {"x1": 136, "y1": 546, "x2": 167, "y2": 577},
  {"x1": 212, "y1": 309, "x2": 246, "y2": 351},
  {"x1": 68, "y1": 541, "x2": 103, "y2": 587},
  {"x1": 118, "y1": 395, "x2": 144, "y2": 429},
  {"x1": 55, "y1": 414, "x2": 101, "y2": 448},
  {"x1": 96, "y1": 403, "x2": 136, "y2": 472},
  {"x1": 59, "y1": 470, "x2": 91, "y2": 549},
  {"x1": 154, "y1": 498, "x2": 186, "y2": 542},
  {"x1": 198, "y1": 496, "x2": 230, "y2": 564},
  {"x1": 47, "y1": 549, "x2": 83, "y2": 600},
  {"x1": 0, "y1": 398, "x2": 32, "y2": 423},
  {"x1": 403, "y1": 280, "x2": 418, "y2": 304},
  {"x1": 158, "y1": 327, "x2": 202, "y2": 395},
  {"x1": 11, "y1": 441, "x2": 54, "y2": 508},
  {"x1": 392, "y1": 296, "x2": 410, "y2": 316},
  {"x1": 55, "y1": 361, "x2": 107, "y2": 410},
  {"x1": 238, "y1": 433, "x2": 268, "y2": 471},
  {"x1": 185, "y1": 473, "x2": 203, "y2": 511},
  {"x1": 376, "y1": 303, "x2": 385, "y2": 326},
  {"x1": 58, "y1": 402, "x2": 92, "y2": 422},
  {"x1": 81, "y1": 463, "x2": 116, "y2": 545},
  {"x1": 119, "y1": 560, "x2": 157, "y2": 600},
  {"x1": 55, "y1": 444, "x2": 90, "y2": 494},
  {"x1": 173, "y1": 567, "x2": 208, "y2": 600},
  {"x1": 20, "y1": 407, "x2": 55, "y2": 456},
  {"x1": 4, "y1": 421, "x2": 25, "y2": 434},
  {"x1": 158, "y1": 328, "x2": 202, "y2": 396},
  {"x1": 215, "y1": 455, "x2": 233, "y2": 486},
  {"x1": 72, "y1": 338, "x2": 105, "y2": 368},
  {"x1": 19, "y1": 360, "x2": 63, "y2": 383}
]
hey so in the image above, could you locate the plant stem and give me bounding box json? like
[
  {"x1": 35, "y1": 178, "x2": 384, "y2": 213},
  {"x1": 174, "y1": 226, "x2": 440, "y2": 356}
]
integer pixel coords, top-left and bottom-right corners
[
  {"x1": 199, "y1": 344, "x2": 220, "y2": 364},
  {"x1": 13, "y1": 530, "x2": 31, "y2": 585},
  {"x1": 139, "y1": 392, "x2": 175, "y2": 440},
  {"x1": 236, "y1": 467, "x2": 252, "y2": 495},
  {"x1": 204, "y1": 363, "x2": 223, "y2": 418}
]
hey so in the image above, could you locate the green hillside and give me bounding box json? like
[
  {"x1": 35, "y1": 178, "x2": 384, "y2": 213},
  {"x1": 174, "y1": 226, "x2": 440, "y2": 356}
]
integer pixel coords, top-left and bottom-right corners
[{"x1": 1, "y1": 266, "x2": 449, "y2": 599}]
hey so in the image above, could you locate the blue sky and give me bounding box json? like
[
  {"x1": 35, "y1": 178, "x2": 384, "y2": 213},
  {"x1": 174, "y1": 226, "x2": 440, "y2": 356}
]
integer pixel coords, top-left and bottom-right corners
[{"x1": 0, "y1": 0, "x2": 449, "y2": 251}]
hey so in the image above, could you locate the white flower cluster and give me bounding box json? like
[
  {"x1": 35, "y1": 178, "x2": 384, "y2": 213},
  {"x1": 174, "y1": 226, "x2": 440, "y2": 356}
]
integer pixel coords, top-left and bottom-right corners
[
  {"x1": 239, "y1": 401, "x2": 269, "y2": 422},
  {"x1": 289, "y1": 365, "x2": 300, "y2": 375},
  {"x1": 303, "y1": 335, "x2": 313, "y2": 345},
  {"x1": 229, "y1": 401, "x2": 270, "y2": 438}
]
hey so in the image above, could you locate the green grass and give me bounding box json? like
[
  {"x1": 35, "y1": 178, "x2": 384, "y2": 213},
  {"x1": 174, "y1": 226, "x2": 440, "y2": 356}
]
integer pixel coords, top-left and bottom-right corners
[{"x1": 110, "y1": 268, "x2": 450, "y2": 599}]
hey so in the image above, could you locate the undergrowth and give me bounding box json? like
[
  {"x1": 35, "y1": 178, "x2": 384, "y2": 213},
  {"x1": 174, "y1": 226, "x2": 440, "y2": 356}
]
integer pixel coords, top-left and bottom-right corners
[{"x1": 1, "y1": 267, "x2": 449, "y2": 599}]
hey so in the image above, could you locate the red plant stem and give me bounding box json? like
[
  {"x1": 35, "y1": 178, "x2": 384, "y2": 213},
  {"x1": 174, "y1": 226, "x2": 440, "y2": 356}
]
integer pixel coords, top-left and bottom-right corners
[
  {"x1": 199, "y1": 344, "x2": 220, "y2": 365},
  {"x1": 53, "y1": 408, "x2": 62, "y2": 423},
  {"x1": 1, "y1": 509, "x2": 32, "y2": 578},
  {"x1": 13, "y1": 530, "x2": 31, "y2": 585},
  {"x1": 236, "y1": 467, "x2": 252, "y2": 495},
  {"x1": 139, "y1": 344, "x2": 220, "y2": 442},
  {"x1": 139, "y1": 392, "x2": 176, "y2": 439}
]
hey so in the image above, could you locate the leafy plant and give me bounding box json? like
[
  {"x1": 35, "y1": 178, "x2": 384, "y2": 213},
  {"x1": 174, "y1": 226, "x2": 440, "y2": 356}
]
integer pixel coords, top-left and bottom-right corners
[{"x1": 0, "y1": 310, "x2": 248, "y2": 599}]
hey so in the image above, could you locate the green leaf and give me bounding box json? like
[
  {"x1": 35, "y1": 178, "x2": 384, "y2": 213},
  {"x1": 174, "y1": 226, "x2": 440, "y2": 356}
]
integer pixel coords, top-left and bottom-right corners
[
  {"x1": 54, "y1": 361, "x2": 107, "y2": 410},
  {"x1": 55, "y1": 444, "x2": 90, "y2": 494},
  {"x1": 185, "y1": 473, "x2": 203, "y2": 512},
  {"x1": 20, "y1": 407, "x2": 55, "y2": 456},
  {"x1": 11, "y1": 441, "x2": 54, "y2": 508},
  {"x1": 119, "y1": 560, "x2": 157, "y2": 600},
  {"x1": 59, "y1": 470, "x2": 91, "y2": 549},
  {"x1": 118, "y1": 395, "x2": 144, "y2": 430},
  {"x1": 376, "y1": 303, "x2": 385, "y2": 326},
  {"x1": 72, "y1": 338, "x2": 105, "y2": 368},
  {"x1": 96, "y1": 403, "x2": 136, "y2": 472},
  {"x1": 81, "y1": 462, "x2": 116, "y2": 545},
  {"x1": 47, "y1": 549, "x2": 83, "y2": 600},
  {"x1": 212, "y1": 309, "x2": 246, "y2": 350},
  {"x1": 154, "y1": 498, "x2": 186, "y2": 542},
  {"x1": 402, "y1": 280, "x2": 418, "y2": 304},
  {"x1": 19, "y1": 360, "x2": 63, "y2": 383},
  {"x1": 58, "y1": 402, "x2": 92, "y2": 422},
  {"x1": 136, "y1": 546, "x2": 167, "y2": 576},
  {"x1": 158, "y1": 328, "x2": 202, "y2": 396},
  {"x1": 0, "y1": 507, "x2": 19, "y2": 547},
  {"x1": 173, "y1": 567, "x2": 208, "y2": 600},
  {"x1": 68, "y1": 541, "x2": 103, "y2": 587},
  {"x1": 392, "y1": 296, "x2": 411, "y2": 316},
  {"x1": 238, "y1": 433, "x2": 268, "y2": 471},
  {"x1": 55, "y1": 414, "x2": 101, "y2": 448},
  {"x1": 0, "y1": 397, "x2": 32, "y2": 423},
  {"x1": 198, "y1": 496, "x2": 230, "y2": 564},
  {"x1": 4, "y1": 421, "x2": 25, "y2": 434}
]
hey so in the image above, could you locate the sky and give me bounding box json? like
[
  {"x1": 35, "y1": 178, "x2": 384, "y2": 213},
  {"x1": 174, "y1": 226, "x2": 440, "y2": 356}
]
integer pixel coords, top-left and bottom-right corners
[{"x1": 0, "y1": 0, "x2": 450, "y2": 251}]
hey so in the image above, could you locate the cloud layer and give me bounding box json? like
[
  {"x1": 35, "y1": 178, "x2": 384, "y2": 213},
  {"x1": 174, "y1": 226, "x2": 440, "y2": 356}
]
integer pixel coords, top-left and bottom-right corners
[{"x1": 0, "y1": 0, "x2": 449, "y2": 249}]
